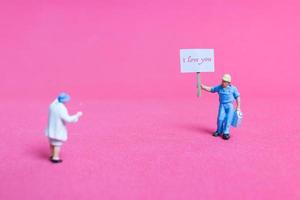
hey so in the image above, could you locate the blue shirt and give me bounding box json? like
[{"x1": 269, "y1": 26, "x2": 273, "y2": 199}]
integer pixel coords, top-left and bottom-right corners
[{"x1": 211, "y1": 85, "x2": 240, "y2": 104}]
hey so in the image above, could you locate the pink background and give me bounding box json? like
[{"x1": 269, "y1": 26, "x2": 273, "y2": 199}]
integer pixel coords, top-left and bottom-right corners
[{"x1": 0, "y1": 0, "x2": 300, "y2": 200}]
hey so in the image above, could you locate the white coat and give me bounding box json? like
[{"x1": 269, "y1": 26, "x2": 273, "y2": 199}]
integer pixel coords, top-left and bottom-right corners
[{"x1": 45, "y1": 99, "x2": 80, "y2": 141}]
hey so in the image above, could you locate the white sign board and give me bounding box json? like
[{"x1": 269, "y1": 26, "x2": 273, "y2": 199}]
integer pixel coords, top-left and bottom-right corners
[{"x1": 180, "y1": 49, "x2": 215, "y2": 73}]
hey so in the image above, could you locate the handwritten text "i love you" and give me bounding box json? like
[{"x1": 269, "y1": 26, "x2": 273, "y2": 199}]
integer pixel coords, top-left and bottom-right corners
[{"x1": 183, "y1": 56, "x2": 212, "y2": 65}]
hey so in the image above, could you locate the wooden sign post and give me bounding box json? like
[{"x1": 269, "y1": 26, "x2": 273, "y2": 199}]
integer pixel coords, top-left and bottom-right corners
[{"x1": 197, "y1": 72, "x2": 201, "y2": 97}]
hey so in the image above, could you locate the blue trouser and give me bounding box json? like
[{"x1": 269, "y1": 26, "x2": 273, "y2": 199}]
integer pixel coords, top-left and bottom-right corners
[{"x1": 216, "y1": 102, "x2": 235, "y2": 135}]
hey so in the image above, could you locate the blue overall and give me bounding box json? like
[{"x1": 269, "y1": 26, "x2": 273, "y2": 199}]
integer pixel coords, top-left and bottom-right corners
[{"x1": 211, "y1": 85, "x2": 240, "y2": 135}]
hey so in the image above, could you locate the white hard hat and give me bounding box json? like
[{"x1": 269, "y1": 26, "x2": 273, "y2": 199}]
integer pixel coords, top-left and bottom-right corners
[{"x1": 222, "y1": 74, "x2": 232, "y2": 82}]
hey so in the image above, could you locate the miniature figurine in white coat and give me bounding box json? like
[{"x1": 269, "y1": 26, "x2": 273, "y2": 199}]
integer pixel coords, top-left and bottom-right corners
[{"x1": 45, "y1": 93, "x2": 83, "y2": 163}]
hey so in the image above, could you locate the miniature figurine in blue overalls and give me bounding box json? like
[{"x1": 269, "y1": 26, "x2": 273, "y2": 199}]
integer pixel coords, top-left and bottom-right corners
[{"x1": 201, "y1": 74, "x2": 241, "y2": 140}]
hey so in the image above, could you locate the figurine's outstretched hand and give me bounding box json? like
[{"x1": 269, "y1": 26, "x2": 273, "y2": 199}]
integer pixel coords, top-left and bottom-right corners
[
  {"x1": 77, "y1": 111, "x2": 83, "y2": 117},
  {"x1": 201, "y1": 84, "x2": 212, "y2": 92}
]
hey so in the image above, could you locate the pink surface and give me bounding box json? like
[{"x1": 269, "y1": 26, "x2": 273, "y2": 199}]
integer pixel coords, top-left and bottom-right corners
[{"x1": 0, "y1": 0, "x2": 300, "y2": 200}]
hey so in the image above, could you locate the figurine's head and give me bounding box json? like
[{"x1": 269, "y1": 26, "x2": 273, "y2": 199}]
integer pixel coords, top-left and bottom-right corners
[
  {"x1": 221, "y1": 74, "x2": 231, "y2": 88},
  {"x1": 57, "y1": 92, "x2": 71, "y2": 104}
]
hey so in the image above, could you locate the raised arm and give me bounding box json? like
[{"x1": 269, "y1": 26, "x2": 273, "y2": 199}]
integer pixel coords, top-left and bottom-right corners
[
  {"x1": 201, "y1": 84, "x2": 212, "y2": 92},
  {"x1": 60, "y1": 106, "x2": 82, "y2": 123}
]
